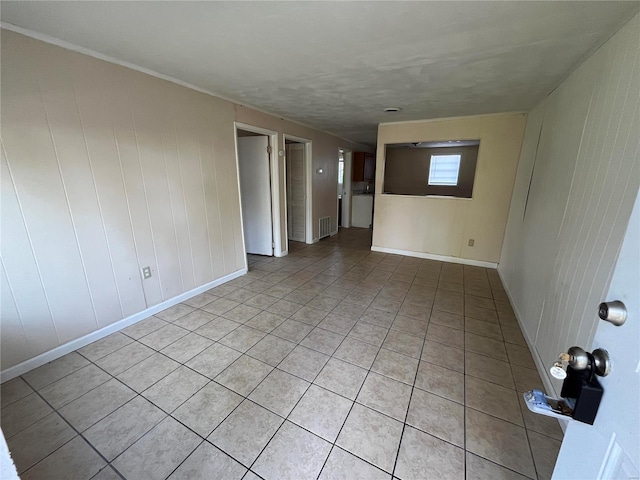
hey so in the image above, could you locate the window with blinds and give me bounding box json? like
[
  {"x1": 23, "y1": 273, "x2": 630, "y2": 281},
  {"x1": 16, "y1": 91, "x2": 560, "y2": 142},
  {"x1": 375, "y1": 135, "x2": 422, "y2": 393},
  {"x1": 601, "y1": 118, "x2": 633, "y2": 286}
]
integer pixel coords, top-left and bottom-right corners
[{"x1": 428, "y1": 154, "x2": 461, "y2": 186}]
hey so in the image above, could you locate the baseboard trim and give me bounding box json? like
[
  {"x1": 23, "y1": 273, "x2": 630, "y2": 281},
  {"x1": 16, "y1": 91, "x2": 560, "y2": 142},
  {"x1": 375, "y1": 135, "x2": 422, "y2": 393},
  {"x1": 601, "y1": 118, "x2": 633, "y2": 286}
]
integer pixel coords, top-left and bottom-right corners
[
  {"x1": 370, "y1": 246, "x2": 498, "y2": 269},
  {"x1": 496, "y1": 267, "x2": 568, "y2": 432},
  {"x1": 0, "y1": 268, "x2": 248, "y2": 383}
]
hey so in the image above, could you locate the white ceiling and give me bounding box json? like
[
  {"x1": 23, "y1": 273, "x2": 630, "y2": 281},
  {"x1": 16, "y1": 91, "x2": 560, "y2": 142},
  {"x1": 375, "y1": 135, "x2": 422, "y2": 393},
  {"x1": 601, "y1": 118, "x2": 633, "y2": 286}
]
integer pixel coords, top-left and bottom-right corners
[{"x1": 2, "y1": 1, "x2": 638, "y2": 145}]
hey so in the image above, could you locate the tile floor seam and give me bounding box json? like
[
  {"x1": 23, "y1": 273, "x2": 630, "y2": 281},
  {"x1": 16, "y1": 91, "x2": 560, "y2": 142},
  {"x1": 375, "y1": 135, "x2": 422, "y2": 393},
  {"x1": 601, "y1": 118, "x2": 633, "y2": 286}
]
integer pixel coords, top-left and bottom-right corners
[
  {"x1": 17, "y1": 375, "x2": 128, "y2": 480},
  {"x1": 468, "y1": 451, "x2": 537, "y2": 480},
  {"x1": 155, "y1": 438, "x2": 207, "y2": 480},
  {"x1": 86, "y1": 339, "x2": 207, "y2": 397},
  {"x1": 17, "y1": 359, "x2": 95, "y2": 397},
  {"x1": 29, "y1": 364, "x2": 115, "y2": 412},
  {"x1": 315, "y1": 444, "x2": 383, "y2": 480},
  {"x1": 315, "y1": 313, "x2": 398, "y2": 477},
  {"x1": 244, "y1": 417, "x2": 323, "y2": 477},
  {"x1": 389, "y1": 303, "x2": 432, "y2": 479},
  {"x1": 105, "y1": 412, "x2": 201, "y2": 476},
  {"x1": 5, "y1": 232, "x2": 560, "y2": 479},
  {"x1": 80, "y1": 344, "x2": 277, "y2": 455},
  {"x1": 272, "y1": 300, "x2": 372, "y2": 380},
  {"x1": 523, "y1": 415, "x2": 543, "y2": 480},
  {"x1": 68, "y1": 391, "x2": 170, "y2": 476},
  {"x1": 463, "y1": 302, "x2": 468, "y2": 480}
]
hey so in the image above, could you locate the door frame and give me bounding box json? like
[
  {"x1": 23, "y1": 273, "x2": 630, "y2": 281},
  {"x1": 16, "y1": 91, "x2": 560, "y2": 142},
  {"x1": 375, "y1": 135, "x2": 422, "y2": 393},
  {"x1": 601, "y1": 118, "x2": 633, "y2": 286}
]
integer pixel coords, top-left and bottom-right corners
[
  {"x1": 234, "y1": 122, "x2": 280, "y2": 260},
  {"x1": 340, "y1": 149, "x2": 353, "y2": 228},
  {"x1": 283, "y1": 134, "x2": 313, "y2": 245}
]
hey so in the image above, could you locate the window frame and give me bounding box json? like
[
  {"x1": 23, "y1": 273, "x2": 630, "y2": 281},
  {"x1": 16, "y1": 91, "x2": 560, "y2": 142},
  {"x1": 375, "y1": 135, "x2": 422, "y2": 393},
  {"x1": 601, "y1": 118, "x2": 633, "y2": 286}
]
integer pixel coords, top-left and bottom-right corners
[{"x1": 427, "y1": 153, "x2": 462, "y2": 187}]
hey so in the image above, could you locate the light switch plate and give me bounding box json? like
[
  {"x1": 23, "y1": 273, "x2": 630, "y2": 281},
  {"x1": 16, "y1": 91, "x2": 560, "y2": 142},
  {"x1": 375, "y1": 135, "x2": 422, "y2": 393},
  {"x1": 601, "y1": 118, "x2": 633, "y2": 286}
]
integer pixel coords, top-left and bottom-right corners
[{"x1": 142, "y1": 266, "x2": 152, "y2": 279}]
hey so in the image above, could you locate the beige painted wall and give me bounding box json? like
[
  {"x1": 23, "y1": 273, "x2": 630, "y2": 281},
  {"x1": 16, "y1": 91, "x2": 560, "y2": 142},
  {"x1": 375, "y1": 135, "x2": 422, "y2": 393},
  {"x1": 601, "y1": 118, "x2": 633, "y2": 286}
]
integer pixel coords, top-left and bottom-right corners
[
  {"x1": 499, "y1": 14, "x2": 640, "y2": 395},
  {"x1": 0, "y1": 30, "x2": 368, "y2": 371},
  {"x1": 372, "y1": 113, "x2": 526, "y2": 263}
]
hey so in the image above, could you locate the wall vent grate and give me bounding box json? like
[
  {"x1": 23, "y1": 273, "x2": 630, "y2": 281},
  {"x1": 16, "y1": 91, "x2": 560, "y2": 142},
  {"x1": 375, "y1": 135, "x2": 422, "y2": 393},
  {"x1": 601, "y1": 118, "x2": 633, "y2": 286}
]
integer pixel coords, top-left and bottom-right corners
[{"x1": 319, "y1": 217, "x2": 331, "y2": 239}]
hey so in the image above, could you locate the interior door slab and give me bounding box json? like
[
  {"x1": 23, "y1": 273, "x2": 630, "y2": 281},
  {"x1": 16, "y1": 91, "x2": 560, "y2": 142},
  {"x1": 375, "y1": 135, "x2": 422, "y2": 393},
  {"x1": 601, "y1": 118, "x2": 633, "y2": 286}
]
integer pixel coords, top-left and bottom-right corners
[{"x1": 238, "y1": 136, "x2": 273, "y2": 256}]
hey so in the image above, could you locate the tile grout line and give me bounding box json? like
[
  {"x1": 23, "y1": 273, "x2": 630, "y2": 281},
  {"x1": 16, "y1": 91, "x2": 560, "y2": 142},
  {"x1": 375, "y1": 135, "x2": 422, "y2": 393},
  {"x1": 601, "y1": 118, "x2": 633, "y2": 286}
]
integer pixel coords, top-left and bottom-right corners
[
  {"x1": 314, "y1": 310, "x2": 397, "y2": 479},
  {"x1": 6, "y1": 235, "x2": 555, "y2": 479},
  {"x1": 244, "y1": 293, "x2": 381, "y2": 478},
  {"x1": 18, "y1": 375, "x2": 128, "y2": 480},
  {"x1": 389, "y1": 285, "x2": 435, "y2": 479}
]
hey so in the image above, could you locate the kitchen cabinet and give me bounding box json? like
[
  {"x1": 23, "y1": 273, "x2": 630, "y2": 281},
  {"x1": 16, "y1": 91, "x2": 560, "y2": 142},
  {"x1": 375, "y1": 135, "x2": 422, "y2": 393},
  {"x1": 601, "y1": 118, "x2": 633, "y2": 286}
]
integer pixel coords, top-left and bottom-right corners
[{"x1": 353, "y1": 152, "x2": 375, "y2": 182}]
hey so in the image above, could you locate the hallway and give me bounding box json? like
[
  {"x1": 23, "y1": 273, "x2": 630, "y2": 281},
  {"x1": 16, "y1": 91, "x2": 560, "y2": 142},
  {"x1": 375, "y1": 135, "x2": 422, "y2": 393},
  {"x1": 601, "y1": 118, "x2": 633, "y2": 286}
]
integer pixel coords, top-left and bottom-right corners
[{"x1": 2, "y1": 228, "x2": 562, "y2": 479}]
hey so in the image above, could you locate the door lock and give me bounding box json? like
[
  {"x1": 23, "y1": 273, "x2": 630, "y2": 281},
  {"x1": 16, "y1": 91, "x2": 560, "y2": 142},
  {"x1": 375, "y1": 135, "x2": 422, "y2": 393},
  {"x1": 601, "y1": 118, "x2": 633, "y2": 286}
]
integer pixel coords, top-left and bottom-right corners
[
  {"x1": 598, "y1": 300, "x2": 627, "y2": 326},
  {"x1": 531, "y1": 345, "x2": 611, "y2": 425},
  {"x1": 551, "y1": 346, "x2": 611, "y2": 379}
]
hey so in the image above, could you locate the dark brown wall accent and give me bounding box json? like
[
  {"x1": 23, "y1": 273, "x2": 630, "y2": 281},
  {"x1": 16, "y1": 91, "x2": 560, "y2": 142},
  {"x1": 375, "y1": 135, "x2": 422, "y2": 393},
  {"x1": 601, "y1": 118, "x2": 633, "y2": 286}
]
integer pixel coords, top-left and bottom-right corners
[{"x1": 383, "y1": 145, "x2": 479, "y2": 197}]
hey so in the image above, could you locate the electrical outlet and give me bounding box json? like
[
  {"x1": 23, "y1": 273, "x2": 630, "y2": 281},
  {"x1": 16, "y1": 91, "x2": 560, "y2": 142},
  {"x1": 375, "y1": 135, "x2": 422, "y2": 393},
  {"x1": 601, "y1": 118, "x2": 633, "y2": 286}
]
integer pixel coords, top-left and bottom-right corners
[
  {"x1": 141, "y1": 266, "x2": 152, "y2": 279},
  {"x1": 468, "y1": 239, "x2": 475, "y2": 247}
]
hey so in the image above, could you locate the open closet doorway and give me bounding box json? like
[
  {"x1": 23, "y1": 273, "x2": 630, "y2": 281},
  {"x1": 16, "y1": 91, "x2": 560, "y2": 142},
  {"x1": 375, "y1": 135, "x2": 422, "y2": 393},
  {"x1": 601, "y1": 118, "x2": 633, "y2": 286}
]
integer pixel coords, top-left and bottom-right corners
[
  {"x1": 235, "y1": 124, "x2": 279, "y2": 257},
  {"x1": 339, "y1": 149, "x2": 353, "y2": 228},
  {"x1": 284, "y1": 135, "x2": 312, "y2": 247}
]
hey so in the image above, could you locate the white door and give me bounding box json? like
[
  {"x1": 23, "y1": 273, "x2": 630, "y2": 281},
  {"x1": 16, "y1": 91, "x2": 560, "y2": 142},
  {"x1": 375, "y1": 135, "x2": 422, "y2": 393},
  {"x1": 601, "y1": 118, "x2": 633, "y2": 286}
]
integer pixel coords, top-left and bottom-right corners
[
  {"x1": 553, "y1": 191, "x2": 640, "y2": 479},
  {"x1": 286, "y1": 143, "x2": 305, "y2": 242},
  {"x1": 238, "y1": 136, "x2": 273, "y2": 256},
  {"x1": 342, "y1": 150, "x2": 352, "y2": 228}
]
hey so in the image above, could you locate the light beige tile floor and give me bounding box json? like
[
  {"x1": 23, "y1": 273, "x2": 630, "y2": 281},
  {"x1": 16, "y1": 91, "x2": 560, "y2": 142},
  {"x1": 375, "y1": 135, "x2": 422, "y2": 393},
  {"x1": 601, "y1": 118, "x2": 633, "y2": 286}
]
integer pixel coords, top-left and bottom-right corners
[{"x1": 1, "y1": 227, "x2": 563, "y2": 479}]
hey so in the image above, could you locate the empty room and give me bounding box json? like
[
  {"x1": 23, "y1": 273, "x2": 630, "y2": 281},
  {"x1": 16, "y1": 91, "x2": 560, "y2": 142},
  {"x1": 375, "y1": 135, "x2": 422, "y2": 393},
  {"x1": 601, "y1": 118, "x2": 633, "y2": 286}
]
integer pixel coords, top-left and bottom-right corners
[{"x1": 1, "y1": 2, "x2": 639, "y2": 480}]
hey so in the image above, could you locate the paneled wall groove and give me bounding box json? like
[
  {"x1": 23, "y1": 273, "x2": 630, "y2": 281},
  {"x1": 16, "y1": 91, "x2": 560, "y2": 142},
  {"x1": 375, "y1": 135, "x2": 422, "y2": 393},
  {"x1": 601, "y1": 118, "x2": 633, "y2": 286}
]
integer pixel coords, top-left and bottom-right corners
[
  {"x1": 129, "y1": 87, "x2": 164, "y2": 305},
  {"x1": 197, "y1": 141, "x2": 216, "y2": 282},
  {"x1": 72, "y1": 71, "x2": 126, "y2": 320},
  {"x1": 160, "y1": 131, "x2": 186, "y2": 294},
  {"x1": 1, "y1": 29, "x2": 370, "y2": 372},
  {"x1": 499, "y1": 14, "x2": 640, "y2": 395},
  {"x1": 1, "y1": 30, "x2": 245, "y2": 366},
  {"x1": 174, "y1": 121, "x2": 198, "y2": 290},
  {"x1": 0, "y1": 260, "x2": 28, "y2": 344},
  {"x1": 209, "y1": 139, "x2": 228, "y2": 274},
  {"x1": 112, "y1": 112, "x2": 146, "y2": 309},
  {"x1": 38, "y1": 66, "x2": 102, "y2": 330},
  {"x1": 1, "y1": 140, "x2": 60, "y2": 347}
]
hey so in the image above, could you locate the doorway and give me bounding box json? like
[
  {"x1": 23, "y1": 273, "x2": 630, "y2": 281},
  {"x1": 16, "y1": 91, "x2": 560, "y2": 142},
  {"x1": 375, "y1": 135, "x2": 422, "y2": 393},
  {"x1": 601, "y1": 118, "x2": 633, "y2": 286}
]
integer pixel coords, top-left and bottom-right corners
[
  {"x1": 284, "y1": 134, "x2": 312, "y2": 247},
  {"x1": 339, "y1": 149, "x2": 353, "y2": 228},
  {"x1": 285, "y1": 140, "x2": 305, "y2": 243},
  {"x1": 235, "y1": 124, "x2": 279, "y2": 257}
]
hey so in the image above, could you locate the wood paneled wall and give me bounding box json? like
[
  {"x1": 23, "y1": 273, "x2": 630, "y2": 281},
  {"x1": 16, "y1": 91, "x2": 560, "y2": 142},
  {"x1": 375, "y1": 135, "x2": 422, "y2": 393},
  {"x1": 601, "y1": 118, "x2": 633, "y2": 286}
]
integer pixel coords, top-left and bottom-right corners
[
  {"x1": 0, "y1": 30, "x2": 368, "y2": 371},
  {"x1": 499, "y1": 14, "x2": 640, "y2": 394}
]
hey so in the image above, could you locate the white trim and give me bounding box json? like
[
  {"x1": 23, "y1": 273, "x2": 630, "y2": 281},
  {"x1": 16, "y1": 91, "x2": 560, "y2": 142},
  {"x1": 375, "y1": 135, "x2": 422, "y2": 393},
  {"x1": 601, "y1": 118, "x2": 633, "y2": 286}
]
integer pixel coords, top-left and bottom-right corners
[
  {"x1": 232, "y1": 128, "x2": 249, "y2": 269},
  {"x1": 0, "y1": 22, "x2": 371, "y2": 151},
  {"x1": 496, "y1": 268, "x2": 568, "y2": 432},
  {"x1": 306, "y1": 144, "x2": 314, "y2": 244},
  {"x1": 0, "y1": 268, "x2": 248, "y2": 383},
  {"x1": 234, "y1": 123, "x2": 281, "y2": 257},
  {"x1": 341, "y1": 150, "x2": 353, "y2": 228},
  {"x1": 283, "y1": 134, "x2": 313, "y2": 246},
  {"x1": 371, "y1": 246, "x2": 498, "y2": 268},
  {"x1": 336, "y1": 149, "x2": 341, "y2": 228}
]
